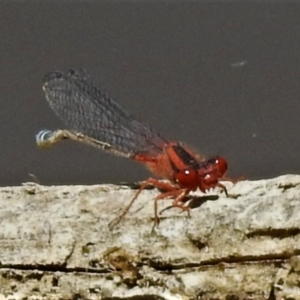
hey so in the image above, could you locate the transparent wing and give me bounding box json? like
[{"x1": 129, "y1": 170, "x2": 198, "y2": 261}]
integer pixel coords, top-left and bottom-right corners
[{"x1": 42, "y1": 69, "x2": 167, "y2": 158}]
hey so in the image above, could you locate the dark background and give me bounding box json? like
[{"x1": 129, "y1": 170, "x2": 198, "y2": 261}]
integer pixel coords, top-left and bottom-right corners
[{"x1": 1, "y1": 2, "x2": 299, "y2": 186}]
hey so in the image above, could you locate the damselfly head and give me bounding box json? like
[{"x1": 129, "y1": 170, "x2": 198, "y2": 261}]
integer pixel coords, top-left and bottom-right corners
[{"x1": 210, "y1": 156, "x2": 228, "y2": 177}]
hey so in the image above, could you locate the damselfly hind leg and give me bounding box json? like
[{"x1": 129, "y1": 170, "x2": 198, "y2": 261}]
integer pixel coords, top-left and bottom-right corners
[{"x1": 108, "y1": 178, "x2": 181, "y2": 231}]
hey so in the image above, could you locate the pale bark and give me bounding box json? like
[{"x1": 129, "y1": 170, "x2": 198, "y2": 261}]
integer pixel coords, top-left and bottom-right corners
[{"x1": 0, "y1": 175, "x2": 300, "y2": 299}]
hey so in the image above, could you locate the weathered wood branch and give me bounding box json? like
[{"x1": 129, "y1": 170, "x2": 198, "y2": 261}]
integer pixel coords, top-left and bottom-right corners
[{"x1": 1, "y1": 175, "x2": 300, "y2": 299}]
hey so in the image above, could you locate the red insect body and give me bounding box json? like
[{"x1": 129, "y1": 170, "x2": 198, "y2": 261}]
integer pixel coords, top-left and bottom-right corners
[
  {"x1": 39, "y1": 69, "x2": 231, "y2": 230},
  {"x1": 135, "y1": 142, "x2": 227, "y2": 193},
  {"x1": 119, "y1": 142, "x2": 229, "y2": 229}
]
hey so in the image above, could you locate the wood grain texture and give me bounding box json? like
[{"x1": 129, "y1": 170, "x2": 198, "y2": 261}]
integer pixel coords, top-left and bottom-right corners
[{"x1": 0, "y1": 175, "x2": 300, "y2": 299}]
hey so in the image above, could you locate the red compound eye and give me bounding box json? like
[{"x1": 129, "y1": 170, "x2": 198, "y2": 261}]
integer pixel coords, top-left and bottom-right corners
[{"x1": 215, "y1": 156, "x2": 228, "y2": 177}]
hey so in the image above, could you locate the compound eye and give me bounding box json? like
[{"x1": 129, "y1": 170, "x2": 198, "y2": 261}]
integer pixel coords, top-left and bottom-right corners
[
  {"x1": 215, "y1": 156, "x2": 228, "y2": 176},
  {"x1": 174, "y1": 168, "x2": 198, "y2": 189}
]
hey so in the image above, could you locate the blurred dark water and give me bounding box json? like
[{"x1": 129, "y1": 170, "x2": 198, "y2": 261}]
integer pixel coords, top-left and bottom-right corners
[{"x1": 0, "y1": 3, "x2": 299, "y2": 186}]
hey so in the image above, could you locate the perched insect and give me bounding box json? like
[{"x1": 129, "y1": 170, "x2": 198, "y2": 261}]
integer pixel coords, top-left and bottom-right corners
[{"x1": 36, "y1": 69, "x2": 229, "y2": 229}]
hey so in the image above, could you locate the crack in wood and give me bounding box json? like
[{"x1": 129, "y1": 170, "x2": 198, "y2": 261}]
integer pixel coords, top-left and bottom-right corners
[
  {"x1": 62, "y1": 240, "x2": 76, "y2": 267},
  {"x1": 246, "y1": 228, "x2": 300, "y2": 239},
  {"x1": 1, "y1": 250, "x2": 296, "y2": 274},
  {"x1": 0, "y1": 264, "x2": 110, "y2": 274}
]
